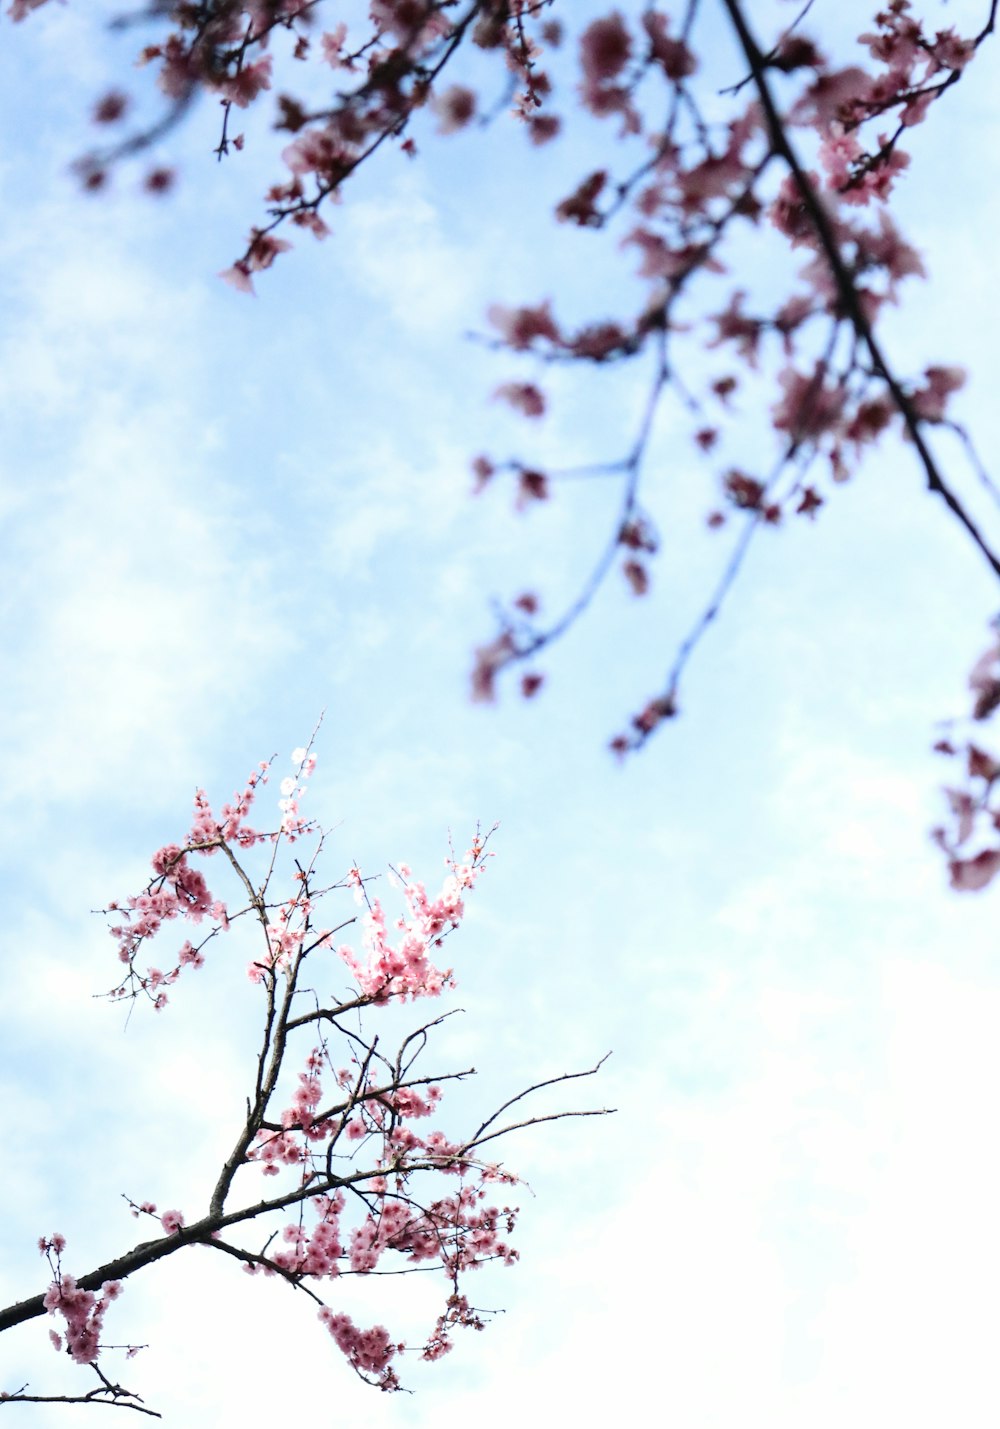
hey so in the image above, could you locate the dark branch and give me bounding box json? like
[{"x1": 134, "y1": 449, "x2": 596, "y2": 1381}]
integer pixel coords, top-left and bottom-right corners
[{"x1": 720, "y1": 0, "x2": 1000, "y2": 585}]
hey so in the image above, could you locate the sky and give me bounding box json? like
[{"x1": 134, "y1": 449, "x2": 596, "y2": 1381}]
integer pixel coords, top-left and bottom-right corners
[{"x1": 2, "y1": 1, "x2": 1000, "y2": 1424}]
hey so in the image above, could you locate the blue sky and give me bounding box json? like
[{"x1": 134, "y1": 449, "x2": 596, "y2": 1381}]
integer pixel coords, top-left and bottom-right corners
[{"x1": 3, "y1": 2, "x2": 1000, "y2": 1424}]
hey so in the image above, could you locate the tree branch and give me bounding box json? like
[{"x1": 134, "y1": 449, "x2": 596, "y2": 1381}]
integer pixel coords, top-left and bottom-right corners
[{"x1": 720, "y1": 0, "x2": 1000, "y2": 584}]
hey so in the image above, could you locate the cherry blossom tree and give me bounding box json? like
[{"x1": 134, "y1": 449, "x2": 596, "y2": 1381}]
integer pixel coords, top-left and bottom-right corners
[
  {"x1": 8, "y1": 1, "x2": 1000, "y2": 887},
  {"x1": 0, "y1": 743, "x2": 609, "y2": 1417}
]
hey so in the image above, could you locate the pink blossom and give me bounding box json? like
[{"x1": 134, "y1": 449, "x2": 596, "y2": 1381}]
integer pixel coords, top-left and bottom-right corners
[
  {"x1": 555, "y1": 170, "x2": 607, "y2": 226},
  {"x1": 623, "y1": 559, "x2": 649, "y2": 595},
  {"x1": 910, "y1": 364, "x2": 965, "y2": 422},
  {"x1": 859, "y1": 7, "x2": 922, "y2": 70},
  {"x1": 321, "y1": 24, "x2": 349, "y2": 67},
  {"x1": 156, "y1": 36, "x2": 195, "y2": 100},
  {"x1": 432, "y1": 84, "x2": 477, "y2": 134},
  {"x1": 768, "y1": 172, "x2": 825, "y2": 248},
  {"x1": 819, "y1": 125, "x2": 863, "y2": 190},
  {"x1": 43, "y1": 1271, "x2": 122, "y2": 1365},
  {"x1": 282, "y1": 127, "x2": 348, "y2": 183},
  {"x1": 724, "y1": 470, "x2": 765, "y2": 511},
  {"x1": 929, "y1": 30, "x2": 974, "y2": 72},
  {"x1": 493, "y1": 382, "x2": 546, "y2": 418},
  {"x1": 220, "y1": 262, "x2": 256, "y2": 295},
  {"x1": 945, "y1": 787, "x2": 976, "y2": 846},
  {"x1": 901, "y1": 89, "x2": 934, "y2": 126},
  {"x1": 579, "y1": 80, "x2": 641, "y2": 132},
  {"x1": 842, "y1": 146, "x2": 910, "y2": 205},
  {"x1": 220, "y1": 56, "x2": 272, "y2": 110},
  {"x1": 708, "y1": 290, "x2": 762, "y2": 367},
  {"x1": 471, "y1": 454, "x2": 494, "y2": 492},
  {"x1": 488, "y1": 301, "x2": 560, "y2": 351},
  {"x1": 143, "y1": 166, "x2": 175, "y2": 195},
  {"x1": 471, "y1": 632, "x2": 515, "y2": 703},
  {"x1": 93, "y1": 90, "x2": 129, "y2": 124},
  {"x1": 844, "y1": 396, "x2": 894, "y2": 447},
  {"x1": 333, "y1": 844, "x2": 486, "y2": 1003},
  {"x1": 643, "y1": 10, "x2": 696, "y2": 79},
  {"x1": 619, "y1": 516, "x2": 658, "y2": 553},
  {"x1": 772, "y1": 365, "x2": 846, "y2": 440},
  {"x1": 625, "y1": 228, "x2": 723, "y2": 280},
  {"x1": 7, "y1": 0, "x2": 52, "y2": 20},
  {"x1": 319, "y1": 1308, "x2": 397, "y2": 1379},
  {"x1": 791, "y1": 66, "x2": 875, "y2": 128},
  {"x1": 855, "y1": 211, "x2": 925, "y2": 295},
  {"x1": 967, "y1": 744, "x2": 1000, "y2": 783},
  {"x1": 569, "y1": 321, "x2": 627, "y2": 360},
  {"x1": 580, "y1": 12, "x2": 632, "y2": 86},
  {"x1": 516, "y1": 469, "x2": 549, "y2": 508},
  {"x1": 969, "y1": 643, "x2": 1000, "y2": 721},
  {"x1": 950, "y1": 848, "x2": 1000, "y2": 892},
  {"x1": 370, "y1": 0, "x2": 445, "y2": 46},
  {"x1": 528, "y1": 114, "x2": 561, "y2": 145},
  {"x1": 677, "y1": 150, "x2": 747, "y2": 210},
  {"x1": 246, "y1": 231, "x2": 292, "y2": 274}
]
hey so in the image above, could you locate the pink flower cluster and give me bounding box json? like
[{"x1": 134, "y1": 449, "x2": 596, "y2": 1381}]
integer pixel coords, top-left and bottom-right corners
[
  {"x1": 27, "y1": 0, "x2": 561, "y2": 280},
  {"x1": 39, "y1": 1236, "x2": 122, "y2": 1366},
  {"x1": 467, "y1": 4, "x2": 983, "y2": 748},
  {"x1": 935, "y1": 634, "x2": 1000, "y2": 892},
  {"x1": 107, "y1": 751, "x2": 320, "y2": 1005},
  {"x1": 247, "y1": 1047, "x2": 341, "y2": 1173},
  {"x1": 220, "y1": 230, "x2": 293, "y2": 295},
  {"x1": 23, "y1": 2, "x2": 987, "y2": 770},
  {"x1": 247, "y1": 892, "x2": 313, "y2": 984},
  {"x1": 242, "y1": 1037, "x2": 519, "y2": 1381},
  {"x1": 7, "y1": 0, "x2": 51, "y2": 20},
  {"x1": 28, "y1": 738, "x2": 525, "y2": 1394},
  {"x1": 16, "y1": 3, "x2": 992, "y2": 775},
  {"x1": 278, "y1": 746, "x2": 317, "y2": 838},
  {"x1": 336, "y1": 843, "x2": 485, "y2": 1001},
  {"x1": 318, "y1": 1309, "x2": 397, "y2": 1386}
]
